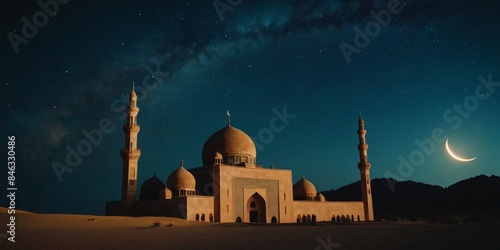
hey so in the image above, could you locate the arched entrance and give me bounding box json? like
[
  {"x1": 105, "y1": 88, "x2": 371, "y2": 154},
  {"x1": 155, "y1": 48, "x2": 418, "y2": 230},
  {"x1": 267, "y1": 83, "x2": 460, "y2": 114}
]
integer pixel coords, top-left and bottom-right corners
[
  {"x1": 271, "y1": 216, "x2": 277, "y2": 223},
  {"x1": 247, "y1": 192, "x2": 266, "y2": 223}
]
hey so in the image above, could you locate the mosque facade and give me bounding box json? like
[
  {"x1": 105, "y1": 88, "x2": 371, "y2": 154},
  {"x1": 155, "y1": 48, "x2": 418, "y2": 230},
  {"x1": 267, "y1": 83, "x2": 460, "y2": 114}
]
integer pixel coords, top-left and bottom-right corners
[{"x1": 105, "y1": 86, "x2": 374, "y2": 223}]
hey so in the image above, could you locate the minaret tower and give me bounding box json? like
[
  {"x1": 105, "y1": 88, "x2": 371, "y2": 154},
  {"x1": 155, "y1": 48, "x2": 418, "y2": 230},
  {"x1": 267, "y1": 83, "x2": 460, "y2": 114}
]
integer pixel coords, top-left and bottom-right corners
[
  {"x1": 357, "y1": 114, "x2": 374, "y2": 221},
  {"x1": 120, "y1": 83, "x2": 141, "y2": 211}
]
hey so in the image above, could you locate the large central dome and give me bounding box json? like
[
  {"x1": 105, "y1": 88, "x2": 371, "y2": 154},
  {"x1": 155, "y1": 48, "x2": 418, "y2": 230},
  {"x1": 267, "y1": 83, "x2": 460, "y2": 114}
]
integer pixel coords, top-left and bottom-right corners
[{"x1": 202, "y1": 124, "x2": 256, "y2": 166}]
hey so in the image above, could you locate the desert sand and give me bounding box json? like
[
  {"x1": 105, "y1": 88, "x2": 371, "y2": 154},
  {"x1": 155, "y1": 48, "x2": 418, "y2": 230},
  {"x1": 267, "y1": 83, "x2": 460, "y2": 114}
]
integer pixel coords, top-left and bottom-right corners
[{"x1": 1, "y1": 208, "x2": 498, "y2": 250}]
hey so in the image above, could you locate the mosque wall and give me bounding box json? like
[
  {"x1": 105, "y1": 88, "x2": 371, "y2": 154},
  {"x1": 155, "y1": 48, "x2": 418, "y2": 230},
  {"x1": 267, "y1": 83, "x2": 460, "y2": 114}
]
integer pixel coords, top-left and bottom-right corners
[
  {"x1": 293, "y1": 201, "x2": 365, "y2": 222},
  {"x1": 185, "y1": 196, "x2": 215, "y2": 221},
  {"x1": 190, "y1": 167, "x2": 214, "y2": 196},
  {"x1": 215, "y1": 165, "x2": 295, "y2": 223},
  {"x1": 135, "y1": 199, "x2": 185, "y2": 217}
]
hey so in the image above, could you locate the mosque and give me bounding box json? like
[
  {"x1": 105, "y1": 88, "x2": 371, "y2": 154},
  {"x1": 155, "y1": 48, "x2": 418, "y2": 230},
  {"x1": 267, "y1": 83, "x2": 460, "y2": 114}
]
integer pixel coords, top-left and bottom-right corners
[{"x1": 105, "y1": 86, "x2": 374, "y2": 223}]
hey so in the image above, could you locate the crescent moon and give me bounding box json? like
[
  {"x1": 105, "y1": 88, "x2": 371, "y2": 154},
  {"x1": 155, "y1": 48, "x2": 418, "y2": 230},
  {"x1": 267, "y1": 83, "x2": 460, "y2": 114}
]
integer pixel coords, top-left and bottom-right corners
[
  {"x1": 445, "y1": 139, "x2": 476, "y2": 162},
  {"x1": 227, "y1": 110, "x2": 230, "y2": 116}
]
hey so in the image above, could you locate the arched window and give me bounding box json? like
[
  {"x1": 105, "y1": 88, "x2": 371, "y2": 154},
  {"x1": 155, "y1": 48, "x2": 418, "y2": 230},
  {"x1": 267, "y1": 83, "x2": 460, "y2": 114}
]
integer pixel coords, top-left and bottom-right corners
[
  {"x1": 297, "y1": 215, "x2": 301, "y2": 223},
  {"x1": 195, "y1": 214, "x2": 199, "y2": 221},
  {"x1": 210, "y1": 214, "x2": 214, "y2": 222},
  {"x1": 201, "y1": 214, "x2": 205, "y2": 221},
  {"x1": 357, "y1": 215, "x2": 360, "y2": 221},
  {"x1": 271, "y1": 216, "x2": 277, "y2": 223},
  {"x1": 307, "y1": 214, "x2": 311, "y2": 222},
  {"x1": 250, "y1": 201, "x2": 256, "y2": 208},
  {"x1": 284, "y1": 193, "x2": 286, "y2": 200},
  {"x1": 284, "y1": 206, "x2": 287, "y2": 215},
  {"x1": 351, "y1": 215, "x2": 354, "y2": 222}
]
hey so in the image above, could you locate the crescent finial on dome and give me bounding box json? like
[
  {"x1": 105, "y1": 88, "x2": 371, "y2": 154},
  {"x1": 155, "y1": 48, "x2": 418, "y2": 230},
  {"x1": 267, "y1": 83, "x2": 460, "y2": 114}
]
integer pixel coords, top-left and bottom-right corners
[{"x1": 227, "y1": 110, "x2": 231, "y2": 127}]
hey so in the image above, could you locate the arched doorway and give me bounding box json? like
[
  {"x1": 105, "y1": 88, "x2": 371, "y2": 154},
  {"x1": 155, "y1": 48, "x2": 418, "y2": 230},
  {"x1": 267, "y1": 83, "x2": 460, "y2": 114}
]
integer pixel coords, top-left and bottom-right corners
[
  {"x1": 271, "y1": 216, "x2": 277, "y2": 223},
  {"x1": 247, "y1": 192, "x2": 266, "y2": 223}
]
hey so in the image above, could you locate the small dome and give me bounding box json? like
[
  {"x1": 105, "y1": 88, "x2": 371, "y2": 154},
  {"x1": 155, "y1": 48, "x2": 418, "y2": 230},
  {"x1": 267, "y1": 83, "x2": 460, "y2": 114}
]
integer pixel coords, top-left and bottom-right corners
[
  {"x1": 293, "y1": 176, "x2": 317, "y2": 200},
  {"x1": 167, "y1": 166, "x2": 196, "y2": 190},
  {"x1": 159, "y1": 187, "x2": 172, "y2": 199},
  {"x1": 215, "y1": 151, "x2": 223, "y2": 158},
  {"x1": 316, "y1": 192, "x2": 325, "y2": 202},
  {"x1": 140, "y1": 174, "x2": 165, "y2": 201},
  {"x1": 202, "y1": 125, "x2": 256, "y2": 166}
]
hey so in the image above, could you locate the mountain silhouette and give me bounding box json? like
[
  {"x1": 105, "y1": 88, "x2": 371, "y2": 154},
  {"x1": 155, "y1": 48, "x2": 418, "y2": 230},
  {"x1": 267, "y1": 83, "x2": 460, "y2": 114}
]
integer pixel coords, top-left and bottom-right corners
[{"x1": 321, "y1": 175, "x2": 500, "y2": 220}]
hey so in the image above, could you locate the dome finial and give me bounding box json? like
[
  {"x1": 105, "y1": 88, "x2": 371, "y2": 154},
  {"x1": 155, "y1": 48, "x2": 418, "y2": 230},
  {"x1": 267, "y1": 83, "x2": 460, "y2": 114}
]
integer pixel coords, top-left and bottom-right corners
[
  {"x1": 227, "y1": 110, "x2": 231, "y2": 127},
  {"x1": 132, "y1": 81, "x2": 135, "y2": 91},
  {"x1": 180, "y1": 160, "x2": 184, "y2": 167}
]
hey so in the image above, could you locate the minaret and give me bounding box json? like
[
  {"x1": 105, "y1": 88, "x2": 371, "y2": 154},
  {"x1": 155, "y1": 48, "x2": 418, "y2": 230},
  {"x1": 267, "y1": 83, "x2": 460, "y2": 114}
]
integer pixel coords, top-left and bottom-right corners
[
  {"x1": 357, "y1": 114, "x2": 374, "y2": 221},
  {"x1": 120, "y1": 83, "x2": 141, "y2": 212}
]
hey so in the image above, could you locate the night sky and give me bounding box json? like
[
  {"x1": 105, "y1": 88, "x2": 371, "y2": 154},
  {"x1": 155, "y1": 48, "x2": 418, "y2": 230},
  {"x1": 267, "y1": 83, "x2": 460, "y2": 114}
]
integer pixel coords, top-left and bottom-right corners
[{"x1": 2, "y1": 0, "x2": 499, "y2": 215}]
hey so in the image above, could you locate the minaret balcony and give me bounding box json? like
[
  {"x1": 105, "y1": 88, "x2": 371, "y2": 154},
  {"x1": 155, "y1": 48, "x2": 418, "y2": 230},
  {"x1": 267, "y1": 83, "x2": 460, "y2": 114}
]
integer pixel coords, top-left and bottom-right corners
[
  {"x1": 123, "y1": 124, "x2": 141, "y2": 132},
  {"x1": 358, "y1": 162, "x2": 371, "y2": 170},
  {"x1": 120, "y1": 148, "x2": 142, "y2": 159}
]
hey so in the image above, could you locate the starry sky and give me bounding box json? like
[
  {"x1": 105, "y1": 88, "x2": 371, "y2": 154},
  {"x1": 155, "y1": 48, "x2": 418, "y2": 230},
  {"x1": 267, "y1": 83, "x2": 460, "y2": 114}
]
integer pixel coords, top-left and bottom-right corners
[{"x1": 2, "y1": 0, "x2": 499, "y2": 215}]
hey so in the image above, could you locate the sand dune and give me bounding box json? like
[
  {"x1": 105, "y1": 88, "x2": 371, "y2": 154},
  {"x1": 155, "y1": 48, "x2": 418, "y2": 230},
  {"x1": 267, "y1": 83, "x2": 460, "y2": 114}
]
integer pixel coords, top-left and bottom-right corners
[{"x1": 1, "y1": 209, "x2": 499, "y2": 250}]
